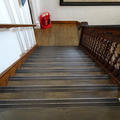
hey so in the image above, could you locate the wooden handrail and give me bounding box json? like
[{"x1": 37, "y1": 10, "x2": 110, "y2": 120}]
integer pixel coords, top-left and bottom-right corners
[
  {"x1": 81, "y1": 24, "x2": 120, "y2": 28},
  {"x1": 0, "y1": 24, "x2": 36, "y2": 28},
  {"x1": 80, "y1": 22, "x2": 120, "y2": 84}
]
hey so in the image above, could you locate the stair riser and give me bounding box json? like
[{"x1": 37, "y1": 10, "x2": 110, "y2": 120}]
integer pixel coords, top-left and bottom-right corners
[
  {"x1": 21, "y1": 66, "x2": 99, "y2": 70},
  {"x1": 10, "y1": 76, "x2": 110, "y2": 80},
  {"x1": 29, "y1": 56, "x2": 89, "y2": 59},
  {"x1": 22, "y1": 64, "x2": 97, "y2": 67},
  {"x1": 24, "y1": 62, "x2": 95, "y2": 64},
  {"x1": 26, "y1": 61, "x2": 94, "y2": 64},
  {"x1": 27, "y1": 59, "x2": 93, "y2": 62},
  {"x1": 0, "y1": 98, "x2": 117, "y2": 103},
  {"x1": 31, "y1": 53, "x2": 86, "y2": 56},
  {"x1": 30, "y1": 53, "x2": 88, "y2": 56},
  {"x1": 0, "y1": 85, "x2": 118, "y2": 92},
  {"x1": 0, "y1": 102, "x2": 120, "y2": 109},
  {"x1": 29, "y1": 57, "x2": 91, "y2": 61},
  {"x1": 15, "y1": 72, "x2": 109, "y2": 77},
  {"x1": 0, "y1": 89, "x2": 118, "y2": 100},
  {"x1": 16, "y1": 69, "x2": 103, "y2": 73}
]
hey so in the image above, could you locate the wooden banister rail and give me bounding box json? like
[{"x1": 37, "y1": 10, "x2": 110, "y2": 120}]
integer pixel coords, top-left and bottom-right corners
[
  {"x1": 0, "y1": 24, "x2": 36, "y2": 28},
  {"x1": 80, "y1": 22, "x2": 120, "y2": 84}
]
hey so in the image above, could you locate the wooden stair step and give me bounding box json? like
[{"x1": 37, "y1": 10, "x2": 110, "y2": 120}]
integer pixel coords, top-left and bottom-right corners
[
  {"x1": 8, "y1": 79, "x2": 113, "y2": 86},
  {"x1": 30, "y1": 54, "x2": 88, "y2": 56},
  {"x1": 16, "y1": 68, "x2": 104, "y2": 73},
  {"x1": 27, "y1": 58, "x2": 93, "y2": 62},
  {"x1": 35, "y1": 48, "x2": 84, "y2": 51},
  {"x1": 31, "y1": 52, "x2": 85, "y2": 55},
  {"x1": 0, "y1": 98, "x2": 119, "y2": 109},
  {"x1": 14, "y1": 72, "x2": 108, "y2": 77},
  {"x1": 1, "y1": 106, "x2": 120, "y2": 120},
  {"x1": 10, "y1": 76, "x2": 110, "y2": 80},
  {"x1": 0, "y1": 85, "x2": 118, "y2": 99},
  {"x1": 30, "y1": 51, "x2": 87, "y2": 55},
  {"x1": 25, "y1": 61, "x2": 95, "y2": 64},
  {"x1": 21, "y1": 66, "x2": 100, "y2": 70},
  {"x1": 36, "y1": 46, "x2": 82, "y2": 50},
  {"x1": 27, "y1": 57, "x2": 92, "y2": 60},
  {"x1": 29, "y1": 56, "x2": 89, "y2": 58},
  {"x1": 22, "y1": 63, "x2": 97, "y2": 67}
]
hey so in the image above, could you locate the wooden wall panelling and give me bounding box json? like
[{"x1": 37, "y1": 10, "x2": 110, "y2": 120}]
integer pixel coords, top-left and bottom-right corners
[
  {"x1": 35, "y1": 22, "x2": 79, "y2": 46},
  {"x1": 52, "y1": 21, "x2": 77, "y2": 24}
]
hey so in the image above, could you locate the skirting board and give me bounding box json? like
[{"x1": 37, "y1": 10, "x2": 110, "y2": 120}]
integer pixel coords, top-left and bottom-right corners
[
  {"x1": 0, "y1": 44, "x2": 38, "y2": 86},
  {"x1": 34, "y1": 21, "x2": 82, "y2": 29},
  {"x1": 52, "y1": 21, "x2": 78, "y2": 24}
]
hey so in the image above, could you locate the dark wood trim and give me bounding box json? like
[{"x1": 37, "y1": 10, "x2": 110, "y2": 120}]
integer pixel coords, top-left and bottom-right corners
[
  {"x1": 0, "y1": 24, "x2": 36, "y2": 28},
  {"x1": 52, "y1": 21, "x2": 120, "y2": 27},
  {"x1": 77, "y1": 22, "x2": 88, "y2": 46},
  {"x1": 52, "y1": 21, "x2": 77, "y2": 24},
  {"x1": 81, "y1": 25, "x2": 120, "y2": 28},
  {"x1": 60, "y1": 0, "x2": 120, "y2": 6},
  {"x1": 0, "y1": 44, "x2": 38, "y2": 86}
]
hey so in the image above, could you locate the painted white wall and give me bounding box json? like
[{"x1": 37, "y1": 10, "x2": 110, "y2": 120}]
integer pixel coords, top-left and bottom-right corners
[
  {"x1": 0, "y1": 0, "x2": 36, "y2": 74},
  {"x1": 35, "y1": 0, "x2": 120, "y2": 25}
]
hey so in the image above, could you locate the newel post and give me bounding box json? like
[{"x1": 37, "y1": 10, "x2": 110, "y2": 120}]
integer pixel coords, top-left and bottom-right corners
[{"x1": 79, "y1": 22, "x2": 88, "y2": 46}]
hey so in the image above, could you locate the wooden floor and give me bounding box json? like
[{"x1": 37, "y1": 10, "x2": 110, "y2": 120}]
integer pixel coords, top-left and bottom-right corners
[{"x1": 35, "y1": 24, "x2": 79, "y2": 46}]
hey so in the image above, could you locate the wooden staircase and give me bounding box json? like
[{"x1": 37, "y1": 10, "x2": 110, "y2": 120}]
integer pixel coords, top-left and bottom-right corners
[
  {"x1": 0, "y1": 23, "x2": 120, "y2": 119},
  {"x1": 0, "y1": 46, "x2": 119, "y2": 109}
]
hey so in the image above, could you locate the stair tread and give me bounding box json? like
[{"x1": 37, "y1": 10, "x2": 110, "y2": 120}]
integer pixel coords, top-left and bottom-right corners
[
  {"x1": 0, "y1": 84, "x2": 119, "y2": 99},
  {"x1": 16, "y1": 70, "x2": 105, "y2": 74},
  {"x1": 0, "y1": 98, "x2": 119, "y2": 106},
  {"x1": 22, "y1": 63, "x2": 97, "y2": 67},
  {"x1": 21, "y1": 66, "x2": 100, "y2": 70},
  {"x1": 1, "y1": 107, "x2": 120, "y2": 120},
  {"x1": 27, "y1": 58, "x2": 93, "y2": 61},
  {"x1": 8, "y1": 79, "x2": 113, "y2": 86},
  {"x1": 27, "y1": 59, "x2": 93, "y2": 62},
  {"x1": 16, "y1": 68, "x2": 102, "y2": 73},
  {"x1": 10, "y1": 76, "x2": 110, "y2": 80},
  {"x1": 24, "y1": 61, "x2": 94, "y2": 63},
  {"x1": 0, "y1": 89, "x2": 118, "y2": 100},
  {"x1": 29, "y1": 56, "x2": 89, "y2": 58},
  {"x1": 14, "y1": 73, "x2": 109, "y2": 77}
]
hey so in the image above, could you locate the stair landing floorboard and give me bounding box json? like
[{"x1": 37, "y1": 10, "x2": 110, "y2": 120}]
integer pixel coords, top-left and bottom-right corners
[{"x1": 0, "y1": 47, "x2": 120, "y2": 120}]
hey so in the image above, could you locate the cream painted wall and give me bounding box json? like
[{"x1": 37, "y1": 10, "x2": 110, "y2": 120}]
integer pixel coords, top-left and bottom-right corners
[{"x1": 35, "y1": 0, "x2": 120, "y2": 25}]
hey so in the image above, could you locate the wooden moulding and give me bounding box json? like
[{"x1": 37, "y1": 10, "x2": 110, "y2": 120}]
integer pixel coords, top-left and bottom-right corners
[
  {"x1": 0, "y1": 44, "x2": 38, "y2": 86},
  {"x1": 51, "y1": 21, "x2": 88, "y2": 26},
  {"x1": 52, "y1": 21, "x2": 78, "y2": 24}
]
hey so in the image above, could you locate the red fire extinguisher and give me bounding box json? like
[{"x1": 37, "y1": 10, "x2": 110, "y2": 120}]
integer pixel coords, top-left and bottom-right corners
[{"x1": 40, "y1": 12, "x2": 52, "y2": 29}]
